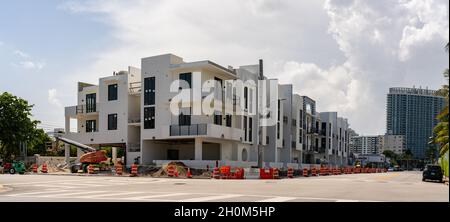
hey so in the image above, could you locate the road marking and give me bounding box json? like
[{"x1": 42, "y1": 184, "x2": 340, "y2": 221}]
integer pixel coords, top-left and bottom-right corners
[
  {"x1": 124, "y1": 193, "x2": 189, "y2": 200},
  {"x1": 39, "y1": 190, "x2": 108, "y2": 198},
  {"x1": 77, "y1": 191, "x2": 144, "y2": 199},
  {"x1": 180, "y1": 194, "x2": 242, "y2": 202},
  {"x1": 2, "y1": 179, "x2": 86, "y2": 186},
  {"x1": 6, "y1": 189, "x2": 71, "y2": 197},
  {"x1": 58, "y1": 182, "x2": 104, "y2": 187},
  {"x1": 257, "y1": 197, "x2": 297, "y2": 202},
  {"x1": 33, "y1": 184, "x2": 75, "y2": 189}
]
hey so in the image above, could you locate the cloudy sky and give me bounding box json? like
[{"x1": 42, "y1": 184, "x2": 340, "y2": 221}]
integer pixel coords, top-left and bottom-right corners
[{"x1": 0, "y1": 0, "x2": 448, "y2": 135}]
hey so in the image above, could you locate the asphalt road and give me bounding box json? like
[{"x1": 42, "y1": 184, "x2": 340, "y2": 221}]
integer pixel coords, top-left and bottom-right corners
[{"x1": 0, "y1": 171, "x2": 448, "y2": 202}]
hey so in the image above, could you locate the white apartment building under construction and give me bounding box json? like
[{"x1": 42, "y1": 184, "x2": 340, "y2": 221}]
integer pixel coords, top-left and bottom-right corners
[{"x1": 64, "y1": 54, "x2": 352, "y2": 168}]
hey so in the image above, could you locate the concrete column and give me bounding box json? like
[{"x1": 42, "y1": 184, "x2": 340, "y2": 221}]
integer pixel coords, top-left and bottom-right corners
[
  {"x1": 64, "y1": 144, "x2": 70, "y2": 165},
  {"x1": 112, "y1": 147, "x2": 117, "y2": 164},
  {"x1": 195, "y1": 138, "x2": 203, "y2": 160},
  {"x1": 77, "y1": 148, "x2": 84, "y2": 163},
  {"x1": 65, "y1": 116, "x2": 71, "y2": 133}
]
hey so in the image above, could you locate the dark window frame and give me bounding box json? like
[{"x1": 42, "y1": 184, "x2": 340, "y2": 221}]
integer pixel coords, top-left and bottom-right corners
[
  {"x1": 108, "y1": 84, "x2": 118, "y2": 101},
  {"x1": 144, "y1": 107, "x2": 155, "y2": 129},
  {"x1": 85, "y1": 120, "x2": 96, "y2": 132},
  {"x1": 108, "y1": 113, "x2": 118, "y2": 130}
]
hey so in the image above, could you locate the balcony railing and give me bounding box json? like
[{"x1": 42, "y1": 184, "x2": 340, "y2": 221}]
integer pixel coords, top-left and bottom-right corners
[
  {"x1": 129, "y1": 82, "x2": 141, "y2": 94},
  {"x1": 128, "y1": 143, "x2": 141, "y2": 152},
  {"x1": 128, "y1": 117, "x2": 141, "y2": 124},
  {"x1": 170, "y1": 124, "x2": 207, "y2": 136},
  {"x1": 76, "y1": 104, "x2": 99, "y2": 114}
]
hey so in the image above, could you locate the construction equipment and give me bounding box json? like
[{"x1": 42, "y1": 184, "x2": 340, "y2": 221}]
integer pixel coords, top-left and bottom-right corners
[
  {"x1": 1, "y1": 160, "x2": 26, "y2": 175},
  {"x1": 55, "y1": 137, "x2": 108, "y2": 173}
]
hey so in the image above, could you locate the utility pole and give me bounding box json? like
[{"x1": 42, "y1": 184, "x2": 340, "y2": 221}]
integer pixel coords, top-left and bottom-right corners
[{"x1": 257, "y1": 59, "x2": 264, "y2": 168}]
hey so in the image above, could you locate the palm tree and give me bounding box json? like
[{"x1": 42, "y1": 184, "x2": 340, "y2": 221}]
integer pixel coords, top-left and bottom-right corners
[{"x1": 433, "y1": 42, "x2": 449, "y2": 157}]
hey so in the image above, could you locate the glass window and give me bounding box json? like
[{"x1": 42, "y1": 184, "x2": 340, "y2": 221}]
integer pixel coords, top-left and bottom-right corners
[
  {"x1": 86, "y1": 93, "x2": 96, "y2": 113},
  {"x1": 108, "y1": 84, "x2": 118, "y2": 101},
  {"x1": 214, "y1": 112, "x2": 222, "y2": 125},
  {"x1": 85, "y1": 120, "x2": 96, "y2": 132},
  {"x1": 226, "y1": 115, "x2": 232, "y2": 127},
  {"x1": 249, "y1": 117, "x2": 253, "y2": 142},
  {"x1": 180, "y1": 73, "x2": 192, "y2": 88},
  {"x1": 244, "y1": 116, "x2": 247, "y2": 141},
  {"x1": 144, "y1": 77, "x2": 155, "y2": 105},
  {"x1": 144, "y1": 107, "x2": 155, "y2": 129},
  {"x1": 108, "y1": 114, "x2": 117, "y2": 130}
]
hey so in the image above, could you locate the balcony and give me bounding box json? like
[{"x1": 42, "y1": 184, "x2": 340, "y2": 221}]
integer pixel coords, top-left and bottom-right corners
[
  {"x1": 170, "y1": 124, "x2": 207, "y2": 136},
  {"x1": 319, "y1": 129, "x2": 327, "y2": 136},
  {"x1": 128, "y1": 117, "x2": 141, "y2": 126},
  {"x1": 306, "y1": 127, "x2": 318, "y2": 135},
  {"x1": 129, "y1": 82, "x2": 141, "y2": 95},
  {"x1": 128, "y1": 143, "x2": 141, "y2": 152},
  {"x1": 75, "y1": 104, "x2": 99, "y2": 115}
]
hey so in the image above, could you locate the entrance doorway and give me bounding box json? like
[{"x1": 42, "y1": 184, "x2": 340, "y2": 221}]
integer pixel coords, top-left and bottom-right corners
[{"x1": 167, "y1": 149, "x2": 179, "y2": 160}]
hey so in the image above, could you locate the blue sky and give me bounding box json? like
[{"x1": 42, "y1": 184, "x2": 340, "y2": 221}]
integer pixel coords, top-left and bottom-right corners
[
  {"x1": 0, "y1": 0, "x2": 113, "y2": 131},
  {"x1": 1, "y1": 0, "x2": 449, "y2": 135}
]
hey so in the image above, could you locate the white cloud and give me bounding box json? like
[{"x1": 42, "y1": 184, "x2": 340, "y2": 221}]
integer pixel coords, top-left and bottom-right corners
[
  {"x1": 48, "y1": 89, "x2": 62, "y2": 107},
  {"x1": 14, "y1": 50, "x2": 30, "y2": 58},
  {"x1": 12, "y1": 49, "x2": 46, "y2": 70},
  {"x1": 19, "y1": 61, "x2": 46, "y2": 70},
  {"x1": 60, "y1": 0, "x2": 449, "y2": 135}
]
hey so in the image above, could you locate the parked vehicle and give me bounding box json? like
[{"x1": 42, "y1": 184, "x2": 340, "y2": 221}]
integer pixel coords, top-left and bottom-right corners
[{"x1": 422, "y1": 164, "x2": 443, "y2": 183}]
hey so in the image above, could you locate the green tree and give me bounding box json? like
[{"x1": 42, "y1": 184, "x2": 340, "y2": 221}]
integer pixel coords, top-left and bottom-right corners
[
  {"x1": 27, "y1": 128, "x2": 52, "y2": 156},
  {"x1": 425, "y1": 143, "x2": 438, "y2": 164},
  {"x1": 433, "y1": 42, "x2": 449, "y2": 157},
  {"x1": 0, "y1": 92, "x2": 39, "y2": 160},
  {"x1": 382, "y1": 150, "x2": 398, "y2": 166}
]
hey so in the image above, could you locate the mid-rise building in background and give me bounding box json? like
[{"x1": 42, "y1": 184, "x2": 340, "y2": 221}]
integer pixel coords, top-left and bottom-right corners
[{"x1": 386, "y1": 87, "x2": 445, "y2": 159}]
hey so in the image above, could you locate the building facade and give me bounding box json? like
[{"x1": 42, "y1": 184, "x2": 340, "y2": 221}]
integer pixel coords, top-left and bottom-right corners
[
  {"x1": 64, "y1": 54, "x2": 351, "y2": 167},
  {"x1": 350, "y1": 136, "x2": 379, "y2": 155},
  {"x1": 386, "y1": 87, "x2": 445, "y2": 159},
  {"x1": 378, "y1": 134, "x2": 405, "y2": 155}
]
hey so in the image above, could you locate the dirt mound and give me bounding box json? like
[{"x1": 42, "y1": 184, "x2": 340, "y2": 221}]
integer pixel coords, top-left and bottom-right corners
[{"x1": 152, "y1": 161, "x2": 188, "y2": 177}]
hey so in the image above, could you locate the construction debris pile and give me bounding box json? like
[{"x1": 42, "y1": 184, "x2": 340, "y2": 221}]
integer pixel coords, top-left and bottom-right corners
[{"x1": 151, "y1": 161, "x2": 210, "y2": 178}]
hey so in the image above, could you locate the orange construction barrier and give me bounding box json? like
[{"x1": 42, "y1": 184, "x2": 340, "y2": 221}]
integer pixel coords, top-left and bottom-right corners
[
  {"x1": 115, "y1": 164, "x2": 123, "y2": 175},
  {"x1": 168, "y1": 165, "x2": 175, "y2": 177},
  {"x1": 32, "y1": 164, "x2": 38, "y2": 173},
  {"x1": 220, "y1": 166, "x2": 231, "y2": 179},
  {"x1": 130, "y1": 164, "x2": 138, "y2": 176},
  {"x1": 88, "y1": 164, "x2": 95, "y2": 174},
  {"x1": 303, "y1": 168, "x2": 308, "y2": 177},
  {"x1": 213, "y1": 167, "x2": 220, "y2": 179},
  {"x1": 272, "y1": 168, "x2": 279, "y2": 179},
  {"x1": 287, "y1": 167, "x2": 294, "y2": 178},
  {"x1": 41, "y1": 163, "x2": 48, "y2": 173},
  {"x1": 311, "y1": 168, "x2": 317, "y2": 176},
  {"x1": 187, "y1": 168, "x2": 192, "y2": 178}
]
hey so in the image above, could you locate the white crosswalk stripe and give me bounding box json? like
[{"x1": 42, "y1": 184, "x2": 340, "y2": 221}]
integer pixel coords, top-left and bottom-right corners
[
  {"x1": 257, "y1": 197, "x2": 298, "y2": 202},
  {"x1": 180, "y1": 194, "x2": 243, "y2": 202},
  {"x1": 38, "y1": 190, "x2": 109, "y2": 198}
]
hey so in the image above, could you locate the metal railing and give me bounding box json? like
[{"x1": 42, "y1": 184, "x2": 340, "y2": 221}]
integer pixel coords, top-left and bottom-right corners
[
  {"x1": 170, "y1": 124, "x2": 207, "y2": 136},
  {"x1": 75, "y1": 103, "x2": 99, "y2": 114},
  {"x1": 128, "y1": 117, "x2": 141, "y2": 123},
  {"x1": 128, "y1": 143, "x2": 141, "y2": 152}
]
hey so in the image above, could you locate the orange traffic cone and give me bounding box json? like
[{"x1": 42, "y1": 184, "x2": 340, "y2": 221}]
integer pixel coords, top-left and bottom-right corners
[{"x1": 187, "y1": 168, "x2": 192, "y2": 178}]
